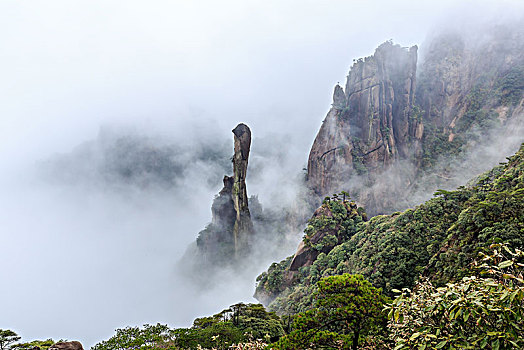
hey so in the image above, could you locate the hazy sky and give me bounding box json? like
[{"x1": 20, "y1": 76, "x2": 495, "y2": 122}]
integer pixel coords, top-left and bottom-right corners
[{"x1": 1, "y1": 0, "x2": 523, "y2": 347}]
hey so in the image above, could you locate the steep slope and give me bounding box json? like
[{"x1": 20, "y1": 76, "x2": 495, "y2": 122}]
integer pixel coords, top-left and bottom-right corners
[
  {"x1": 307, "y1": 42, "x2": 422, "y2": 202},
  {"x1": 307, "y1": 23, "x2": 524, "y2": 216},
  {"x1": 255, "y1": 143, "x2": 524, "y2": 315},
  {"x1": 417, "y1": 27, "x2": 524, "y2": 166}
]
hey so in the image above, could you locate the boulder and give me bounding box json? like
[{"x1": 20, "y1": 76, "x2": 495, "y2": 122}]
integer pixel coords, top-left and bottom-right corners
[{"x1": 49, "y1": 342, "x2": 83, "y2": 350}]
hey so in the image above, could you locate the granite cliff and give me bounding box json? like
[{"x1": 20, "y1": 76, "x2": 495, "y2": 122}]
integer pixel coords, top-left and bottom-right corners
[
  {"x1": 254, "y1": 23, "x2": 524, "y2": 309},
  {"x1": 308, "y1": 42, "x2": 422, "y2": 199},
  {"x1": 307, "y1": 26, "x2": 524, "y2": 215}
]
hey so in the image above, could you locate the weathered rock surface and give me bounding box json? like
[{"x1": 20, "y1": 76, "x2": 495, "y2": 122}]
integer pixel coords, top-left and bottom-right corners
[
  {"x1": 307, "y1": 42, "x2": 422, "y2": 201},
  {"x1": 307, "y1": 29, "x2": 524, "y2": 216},
  {"x1": 211, "y1": 175, "x2": 236, "y2": 229},
  {"x1": 255, "y1": 22, "x2": 524, "y2": 312},
  {"x1": 196, "y1": 123, "x2": 255, "y2": 261},
  {"x1": 289, "y1": 205, "x2": 336, "y2": 271},
  {"x1": 49, "y1": 342, "x2": 83, "y2": 350},
  {"x1": 231, "y1": 123, "x2": 255, "y2": 255},
  {"x1": 418, "y1": 28, "x2": 524, "y2": 135}
]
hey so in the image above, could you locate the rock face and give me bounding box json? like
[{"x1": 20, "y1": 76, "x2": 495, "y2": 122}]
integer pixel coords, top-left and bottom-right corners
[
  {"x1": 307, "y1": 42, "x2": 422, "y2": 200},
  {"x1": 49, "y1": 342, "x2": 83, "y2": 350},
  {"x1": 211, "y1": 176, "x2": 236, "y2": 230},
  {"x1": 197, "y1": 123, "x2": 254, "y2": 260},
  {"x1": 231, "y1": 123, "x2": 255, "y2": 254},
  {"x1": 417, "y1": 28, "x2": 524, "y2": 136},
  {"x1": 416, "y1": 33, "x2": 468, "y2": 132},
  {"x1": 255, "y1": 22, "x2": 524, "y2": 312},
  {"x1": 307, "y1": 29, "x2": 524, "y2": 216}
]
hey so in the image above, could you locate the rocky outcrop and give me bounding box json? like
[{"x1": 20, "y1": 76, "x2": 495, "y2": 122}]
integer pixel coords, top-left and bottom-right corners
[
  {"x1": 307, "y1": 42, "x2": 422, "y2": 201},
  {"x1": 255, "y1": 22, "x2": 524, "y2": 313},
  {"x1": 289, "y1": 199, "x2": 363, "y2": 271},
  {"x1": 417, "y1": 28, "x2": 524, "y2": 136},
  {"x1": 231, "y1": 124, "x2": 255, "y2": 255},
  {"x1": 254, "y1": 196, "x2": 367, "y2": 305},
  {"x1": 307, "y1": 28, "x2": 524, "y2": 216},
  {"x1": 196, "y1": 123, "x2": 254, "y2": 261},
  {"x1": 289, "y1": 204, "x2": 339, "y2": 270},
  {"x1": 49, "y1": 342, "x2": 83, "y2": 350}
]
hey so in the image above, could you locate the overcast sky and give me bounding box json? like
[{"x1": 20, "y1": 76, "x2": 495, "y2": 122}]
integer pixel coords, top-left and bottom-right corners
[
  {"x1": 1, "y1": 0, "x2": 523, "y2": 347},
  {"x1": 2, "y1": 0, "x2": 522, "y2": 164}
]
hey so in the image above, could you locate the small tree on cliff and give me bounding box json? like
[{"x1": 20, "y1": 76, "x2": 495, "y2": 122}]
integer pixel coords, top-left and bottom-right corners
[
  {"x1": 272, "y1": 274, "x2": 389, "y2": 350},
  {"x1": 340, "y1": 191, "x2": 350, "y2": 202}
]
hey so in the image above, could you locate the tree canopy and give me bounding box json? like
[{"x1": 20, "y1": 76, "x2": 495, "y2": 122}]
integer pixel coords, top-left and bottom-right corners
[
  {"x1": 387, "y1": 244, "x2": 524, "y2": 350},
  {"x1": 272, "y1": 274, "x2": 389, "y2": 350},
  {"x1": 0, "y1": 330, "x2": 21, "y2": 350}
]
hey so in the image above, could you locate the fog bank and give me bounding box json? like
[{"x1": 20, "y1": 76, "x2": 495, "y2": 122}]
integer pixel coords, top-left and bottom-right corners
[{"x1": 1, "y1": 0, "x2": 523, "y2": 347}]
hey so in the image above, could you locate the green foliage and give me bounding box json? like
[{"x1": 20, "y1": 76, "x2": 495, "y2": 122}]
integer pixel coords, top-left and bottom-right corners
[
  {"x1": 0, "y1": 330, "x2": 21, "y2": 350},
  {"x1": 174, "y1": 323, "x2": 243, "y2": 349},
  {"x1": 256, "y1": 257, "x2": 292, "y2": 295},
  {"x1": 305, "y1": 197, "x2": 365, "y2": 245},
  {"x1": 387, "y1": 244, "x2": 524, "y2": 350},
  {"x1": 177, "y1": 303, "x2": 284, "y2": 348},
  {"x1": 271, "y1": 274, "x2": 389, "y2": 350},
  {"x1": 227, "y1": 340, "x2": 267, "y2": 349},
  {"x1": 13, "y1": 340, "x2": 54, "y2": 350},
  {"x1": 431, "y1": 147, "x2": 524, "y2": 284},
  {"x1": 352, "y1": 155, "x2": 367, "y2": 175},
  {"x1": 259, "y1": 144, "x2": 524, "y2": 318},
  {"x1": 91, "y1": 324, "x2": 174, "y2": 350},
  {"x1": 409, "y1": 104, "x2": 424, "y2": 122},
  {"x1": 256, "y1": 197, "x2": 368, "y2": 312},
  {"x1": 91, "y1": 303, "x2": 283, "y2": 350},
  {"x1": 421, "y1": 123, "x2": 464, "y2": 170},
  {"x1": 314, "y1": 234, "x2": 338, "y2": 251},
  {"x1": 496, "y1": 66, "x2": 524, "y2": 105}
]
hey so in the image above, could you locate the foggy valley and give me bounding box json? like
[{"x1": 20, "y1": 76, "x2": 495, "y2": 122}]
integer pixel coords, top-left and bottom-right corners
[{"x1": 1, "y1": 1, "x2": 523, "y2": 349}]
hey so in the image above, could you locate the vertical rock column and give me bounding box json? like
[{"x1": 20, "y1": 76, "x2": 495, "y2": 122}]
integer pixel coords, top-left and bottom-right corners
[
  {"x1": 194, "y1": 123, "x2": 255, "y2": 264},
  {"x1": 231, "y1": 123, "x2": 254, "y2": 256}
]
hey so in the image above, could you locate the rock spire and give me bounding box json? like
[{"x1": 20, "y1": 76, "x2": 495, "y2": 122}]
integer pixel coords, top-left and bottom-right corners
[
  {"x1": 197, "y1": 123, "x2": 254, "y2": 261},
  {"x1": 231, "y1": 123, "x2": 254, "y2": 254}
]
